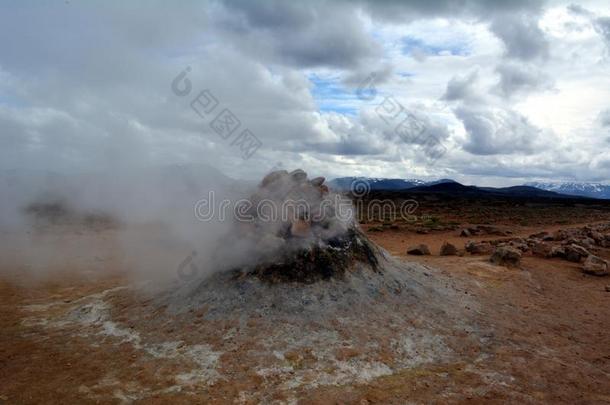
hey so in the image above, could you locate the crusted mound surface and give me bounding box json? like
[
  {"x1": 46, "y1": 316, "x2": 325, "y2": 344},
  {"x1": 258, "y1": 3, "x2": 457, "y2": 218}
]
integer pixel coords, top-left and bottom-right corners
[
  {"x1": 56, "y1": 253, "x2": 485, "y2": 402},
  {"x1": 242, "y1": 228, "x2": 380, "y2": 284}
]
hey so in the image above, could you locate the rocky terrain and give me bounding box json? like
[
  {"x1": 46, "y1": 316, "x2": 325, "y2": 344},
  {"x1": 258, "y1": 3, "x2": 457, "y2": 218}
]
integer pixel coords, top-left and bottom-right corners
[
  {"x1": 404, "y1": 222, "x2": 610, "y2": 276},
  {"x1": 1, "y1": 185, "x2": 610, "y2": 403}
]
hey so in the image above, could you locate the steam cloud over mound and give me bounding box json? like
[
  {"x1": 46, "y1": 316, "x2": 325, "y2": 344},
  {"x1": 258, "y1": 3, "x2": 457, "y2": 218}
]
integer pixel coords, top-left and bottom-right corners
[{"x1": 199, "y1": 169, "x2": 380, "y2": 283}]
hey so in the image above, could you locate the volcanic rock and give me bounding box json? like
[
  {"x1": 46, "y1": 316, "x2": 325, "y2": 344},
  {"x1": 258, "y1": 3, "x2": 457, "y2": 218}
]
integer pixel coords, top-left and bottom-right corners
[
  {"x1": 311, "y1": 177, "x2": 325, "y2": 186},
  {"x1": 550, "y1": 246, "x2": 566, "y2": 259},
  {"x1": 532, "y1": 242, "x2": 553, "y2": 258},
  {"x1": 465, "y1": 241, "x2": 493, "y2": 255},
  {"x1": 528, "y1": 231, "x2": 554, "y2": 242},
  {"x1": 578, "y1": 238, "x2": 595, "y2": 249},
  {"x1": 477, "y1": 225, "x2": 509, "y2": 236},
  {"x1": 588, "y1": 231, "x2": 604, "y2": 245},
  {"x1": 510, "y1": 241, "x2": 530, "y2": 253},
  {"x1": 490, "y1": 246, "x2": 522, "y2": 268},
  {"x1": 407, "y1": 244, "x2": 431, "y2": 255},
  {"x1": 440, "y1": 242, "x2": 458, "y2": 256},
  {"x1": 460, "y1": 229, "x2": 471, "y2": 237},
  {"x1": 582, "y1": 255, "x2": 609, "y2": 276},
  {"x1": 565, "y1": 244, "x2": 590, "y2": 263}
]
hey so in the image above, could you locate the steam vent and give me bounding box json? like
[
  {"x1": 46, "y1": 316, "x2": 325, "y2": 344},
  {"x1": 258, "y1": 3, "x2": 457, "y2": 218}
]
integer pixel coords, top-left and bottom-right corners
[
  {"x1": 227, "y1": 168, "x2": 380, "y2": 283},
  {"x1": 66, "y1": 169, "x2": 485, "y2": 400}
]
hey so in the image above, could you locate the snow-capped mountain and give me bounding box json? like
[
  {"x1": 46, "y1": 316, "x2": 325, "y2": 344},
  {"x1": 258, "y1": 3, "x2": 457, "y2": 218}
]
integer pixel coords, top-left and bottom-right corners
[
  {"x1": 328, "y1": 177, "x2": 454, "y2": 191},
  {"x1": 525, "y1": 182, "x2": 610, "y2": 200}
]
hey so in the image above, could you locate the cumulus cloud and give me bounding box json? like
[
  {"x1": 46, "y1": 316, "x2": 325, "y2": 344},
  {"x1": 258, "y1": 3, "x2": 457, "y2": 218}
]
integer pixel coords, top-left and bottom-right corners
[
  {"x1": 489, "y1": 13, "x2": 550, "y2": 61},
  {"x1": 214, "y1": 0, "x2": 382, "y2": 69},
  {"x1": 455, "y1": 105, "x2": 543, "y2": 155},
  {"x1": 0, "y1": 0, "x2": 608, "y2": 187},
  {"x1": 494, "y1": 62, "x2": 554, "y2": 97},
  {"x1": 442, "y1": 70, "x2": 481, "y2": 102}
]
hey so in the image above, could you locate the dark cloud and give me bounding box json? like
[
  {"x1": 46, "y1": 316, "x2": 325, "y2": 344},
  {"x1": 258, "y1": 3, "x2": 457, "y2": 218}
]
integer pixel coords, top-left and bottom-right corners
[
  {"x1": 354, "y1": 0, "x2": 544, "y2": 22},
  {"x1": 442, "y1": 70, "x2": 480, "y2": 102},
  {"x1": 217, "y1": 0, "x2": 548, "y2": 69},
  {"x1": 216, "y1": 0, "x2": 382, "y2": 69},
  {"x1": 489, "y1": 13, "x2": 550, "y2": 61},
  {"x1": 494, "y1": 62, "x2": 554, "y2": 97},
  {"x1": 455, "y1": 105, "x2": 542, "y2": 155},
  {"x1": 0, "y1": 0, "x2": 607, "y2": 185}
]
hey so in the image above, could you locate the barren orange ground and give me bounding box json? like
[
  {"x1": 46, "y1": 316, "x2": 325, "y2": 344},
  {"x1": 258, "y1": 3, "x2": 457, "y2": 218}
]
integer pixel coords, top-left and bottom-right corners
[{"x1": 1, "y1": 211, "x2": 610, "y2": 404}]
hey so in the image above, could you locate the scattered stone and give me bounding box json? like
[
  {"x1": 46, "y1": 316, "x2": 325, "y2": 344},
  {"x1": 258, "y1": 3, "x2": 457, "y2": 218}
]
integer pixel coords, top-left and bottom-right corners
[
  {"x1": 532, "y1": 242, "x2": 553, "y2": 258},
  {"x1": 605, "y1": 285, "x2": 610, "y2": 292},
  {"x1": 529, "y1": 231, "x2": 550, "y2": 240},
  {"x1": 489, "y1": 246, "x2": 521, "y2": 267},
  {"x1": 582, "y1": 237, "x2": 596, "y2": 249},
  {"x1": 440, "y1": 242, "x2": 458, "y2": 256},
  {"x1": 565, "y1": 244, "x2": 590, "y2": 263},
  {"x1": 490, "y1": 246, "x2": 522, "y2": 268},
  {"x1": 478, "y1": 225, "x2": 508, "y2": 236},
  {"x1": 589, "y1": 231, "x2": 604, "y2": 244},
  {"x1": 460, "y1": 228, "x2": 471, "y2": 237},
  {"x1": 310, "y1": 176, "x2": 325, "y2": 186},
  {"x1": 407, "y1": 244, "x2": 431, "y2": 256},
  {"x1": 549, "y1": 246, "x2": 566, "y2": 259},
  {"x1": 582, "y1": 255, "x2": 609, "y2": 276},
  {"x1": 319, "y1": 184, "x2": 329, "y2": 194},
  {"x1": 465, "y1": 241, "x2": 493, "y2": 255},
  {"x1": 510, "y1": 242, "x2": 530, "y2": 253}
]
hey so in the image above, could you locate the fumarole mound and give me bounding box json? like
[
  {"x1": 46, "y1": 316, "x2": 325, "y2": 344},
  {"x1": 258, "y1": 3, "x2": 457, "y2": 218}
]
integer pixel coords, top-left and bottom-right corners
[
  {"x1": 59, "y1": 170, "x2": 485, "y2": 401},
  {"x1": 223, "y1": 168, "x2": 379, "y2": 283}
]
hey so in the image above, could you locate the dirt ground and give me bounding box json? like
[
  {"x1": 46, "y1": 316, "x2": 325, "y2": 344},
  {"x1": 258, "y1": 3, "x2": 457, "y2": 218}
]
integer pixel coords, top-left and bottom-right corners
[{"x1": 1, "y1": 210, "x2": 610, "y2": 404}]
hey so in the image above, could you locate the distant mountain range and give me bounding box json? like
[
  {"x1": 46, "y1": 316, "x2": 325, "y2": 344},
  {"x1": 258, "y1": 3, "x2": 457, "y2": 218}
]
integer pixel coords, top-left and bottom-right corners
[
  {"x1": 525, "y1": 182, "x2": 610, "y2": 200},
  {"x1": 328, "y1": 177, "x2": 456, "y2": 191},
  {"x1": 329, "y1": 177, "x2": 609, "y2": 200}
]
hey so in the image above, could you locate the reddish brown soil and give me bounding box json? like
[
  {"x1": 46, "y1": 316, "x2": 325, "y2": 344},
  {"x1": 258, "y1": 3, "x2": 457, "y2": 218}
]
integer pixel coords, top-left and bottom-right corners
[{"x1": 1, "y1": 215, "x2": 609, "y2": 404}]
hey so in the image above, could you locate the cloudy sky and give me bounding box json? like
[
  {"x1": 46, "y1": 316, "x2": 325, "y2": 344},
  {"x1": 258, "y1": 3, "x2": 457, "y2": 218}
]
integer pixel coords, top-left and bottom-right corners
[{"x1": 1, "y1": 0, "x2": 610, "y2": 186}]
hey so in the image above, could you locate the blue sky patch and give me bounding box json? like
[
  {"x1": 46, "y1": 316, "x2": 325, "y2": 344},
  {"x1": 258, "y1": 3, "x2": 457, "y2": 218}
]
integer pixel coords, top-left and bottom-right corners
[
  {"x1": 402, "y1": 36, "x2": 470, "y2": 57},
  {"x1": 308, "y1": 74, "x2": 359, "y2": 116}
]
